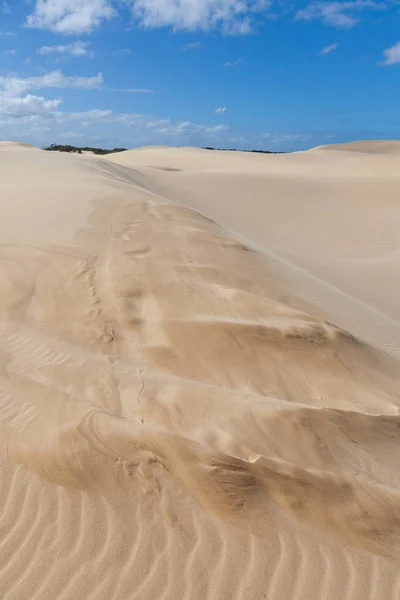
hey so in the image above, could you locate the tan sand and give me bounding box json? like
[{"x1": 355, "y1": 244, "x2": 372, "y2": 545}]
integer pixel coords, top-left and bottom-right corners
[
  {"x1": 0, "y1": 140, "x2": 400, "y2": 599},
  {"x1": 312, "y1": 139, "x2": 400, "y2": 154}
]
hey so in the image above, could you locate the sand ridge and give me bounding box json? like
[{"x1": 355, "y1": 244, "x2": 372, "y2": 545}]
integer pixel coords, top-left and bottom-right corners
[
  {"x1": 107, "y1": 144, "x2": 400, "y2": 355},
  {"x1": 312, "y1": 140, "x2": 400, "y2": 154},
  {"x1": 0, "y1": 142, "x2": 400, "y2": 599}
]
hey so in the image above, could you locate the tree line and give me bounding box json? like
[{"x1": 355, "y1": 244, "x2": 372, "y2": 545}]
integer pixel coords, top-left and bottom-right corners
[
  {"x1": 44, "y1": 144, "x2": 285, "y2": 155},
  {"x1": 43, "y1": 144, "x2": 127, "y2": 155}
]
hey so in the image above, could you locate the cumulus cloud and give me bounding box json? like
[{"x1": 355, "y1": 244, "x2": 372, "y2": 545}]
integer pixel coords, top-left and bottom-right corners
[
  {"x1": 2, "y1": 94, "x2": 61, "y2": 118},
  {"x1": 37, "y1": 41, "x2": 91, "y2": 56},
  {"x1": 0, "y1": 70, "x2": 103, "y2": 125},
  {"x1": 132, "y1": 0, "x2": 271, "y2": 32},
  {"x1": 381, "y1": 41, "x2": 400, "y2": 65},
  {"x1": 296, "y1": 1, "x2": 383, "y2": 28},
  {"x1": 0, "y1": 71, "x2": 103, "y2": 95},
  {"x1": 27, "y1": 0, "x2": 115, "y2": 34},
  {"x1": 215, "y1": 106, "x2": 227, "y2": 113},
  {"x1": 0, "y1": 102, "x2": 320, "y2": 152},
  {"x1": 320, "y1": 42, "x2": 338, "y2": 54},
  {"x1": 27, "y1": 0, "x2": 273, "y2": 34}
]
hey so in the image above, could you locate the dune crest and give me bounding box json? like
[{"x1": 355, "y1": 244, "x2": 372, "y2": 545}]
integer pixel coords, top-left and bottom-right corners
[
  {"x1": 0, "y1": 141, "x2": 40, "y2": 151},
  {"x1": 311, "y1": 139, "x2": 400, "y2": 155},
  {"x1": 0, "y1": 143, "x2": 400, "y2": 599}
]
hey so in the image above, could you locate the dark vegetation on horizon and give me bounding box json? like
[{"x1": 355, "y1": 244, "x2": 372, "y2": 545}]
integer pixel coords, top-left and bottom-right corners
[
  {"x1": 44, "y1": 144, "x2": 285, "y2": 155},
  {"x1": 43, "y1": 144, "x2": 127, "y2": 155},
  {"x1": 202, "y1": 147, "x2": 285, "y2": 154}
]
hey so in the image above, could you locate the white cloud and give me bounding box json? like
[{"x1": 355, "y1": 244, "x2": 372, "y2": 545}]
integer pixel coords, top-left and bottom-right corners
[
  {"x1": 0, "y1": 30, "x2": 16, "y2": 36},
  {"x1": 321, "y1": 42, "x2": 338, "y2": 54},
  {"x1": 0, "y1": 69, "x2": 103, "y2": 126},
  {"x1": 143, "y1": 118, "x2": 230, "y2": 137},
  {"x1": 131, "y1": 0, "x2": 266, "y2": 32},
  {"x1": 182, "y1": 41, "x2": 201, "y2": 49},
  {"x1": 145, "y1": 118, "x2": 171, "y2": 127},
  {"x1": 69, "y1": 109, "x2": 112, "y2": 119},
  {"x1": 224, "y1": 58, "x2": 242, "y2": 67},
  {"x1": 4, "y1": 49, "x2": 17, "y2": 56},
  {"x1": 1, "y1": 94, "x2": 61, "y2": 118},
  {"x1": 215, "y1": 106, "x2": 227, "y2": 113},
  {"x1": 0, "y1": 71, "x2": 103, "y2": 95},
  {"x1": 296, "y1": 1, "x2": 383, "y2": 28},
  {"x1": 27, "y1": 0, "x2": 115, "y2": 34},
  {"x1": 37, "y1": 41, "x2": 91, "y2": 56},
  {"x1": 0, "y1": 102, "x2": 319, "y2": 151},
  {"x1": 205, "y1": 124, "x2": 228, "y2": 132},
  {"x1": 62, "y1": 131, "x2": 85, "y2": 139},
  {"x1": 381, "y1": 41, "x2": 400, "y2": 65},
  {"x1": 27, "y1": 0, "x2": 273, "y2": 34}
]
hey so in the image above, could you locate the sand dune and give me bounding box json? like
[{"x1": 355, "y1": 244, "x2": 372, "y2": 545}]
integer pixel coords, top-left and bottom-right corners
[
  {"x1": 107, "y1": 144, "x2": 400, "y2": 354},
  {"x1": 313, "y1": 139, "x2": 400, "y2": 155},
  {"x1": 0, "y1": 141, "x2": 41, "y2": 151},
  {"x1": 0, "y1": 141, "x2": 399, "y2": 599}
]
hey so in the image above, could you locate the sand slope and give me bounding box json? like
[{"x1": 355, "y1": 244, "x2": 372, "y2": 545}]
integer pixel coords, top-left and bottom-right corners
[
  {"x1": 107, "y1": 144, "x2": 400, "y2": 356},
  {"x1": 0, "y1": 142, "x2": 400, "y2": 599},
  {"x1": 313, "y1": 139, "x2": 400, "y2": 155}
]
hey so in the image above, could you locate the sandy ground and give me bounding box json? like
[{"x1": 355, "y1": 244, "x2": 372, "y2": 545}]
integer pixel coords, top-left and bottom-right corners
[{"x1": 0, "y1": 139, "x2": 400, "y2": 599}]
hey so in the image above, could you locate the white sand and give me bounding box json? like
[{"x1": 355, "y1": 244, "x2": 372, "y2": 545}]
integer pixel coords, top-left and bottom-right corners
[{"x1": 0, "y1": 139, "x2": 400, "y2": 599}]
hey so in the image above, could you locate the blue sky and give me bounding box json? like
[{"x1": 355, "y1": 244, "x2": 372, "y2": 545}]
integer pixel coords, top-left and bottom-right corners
[{"x1": 0, "y1": 0, "x2": 399, "y2": 151}]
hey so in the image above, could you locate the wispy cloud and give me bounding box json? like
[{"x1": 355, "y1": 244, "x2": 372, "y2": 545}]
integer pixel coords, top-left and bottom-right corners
[
  {"x1": 0, "y1": 104, "x2": 319, "y2": 152},
  {"x1": 37, "y1": 41, "x2": 91, "y2": 57},
  {"x1": 4, "y1": 48, "x2": 17, "y2": 56},
  {"x1": 380, "y1": 41, "x2": 400, "y2": 65},
  {"x1": 296, "y1": 1, "x2": 384, "y2": 28},
  {"x1": 182, "y1": 41, "x2": 201, "y2": 50},
  {"x1": 0, "y1": 30, "x2": 16, "y2": 36},
  {"x1": 69, "y1": 109, "x2": 112, "y2": 119},
  {"x1": 224, "y1": 58, "x2": 242, "y2": 67},
  {"x1": 0, "y1": 71, "x2": 103, "y2": 95},
  {"x1": 111, "y1": 48, "x2": 132, "y2": 56},
  {"x1": 215, "y1": 106, "x2": 227, "y2": 113},
  {"x1": 1, "y1": 1, "x2": 11, "y2": 14},
  {"x1": 320, "y1": 42, "x2": 338, "y2": 54},
  {"x1": 118, "y1": 88, "x2": 154, "y2": 93}
]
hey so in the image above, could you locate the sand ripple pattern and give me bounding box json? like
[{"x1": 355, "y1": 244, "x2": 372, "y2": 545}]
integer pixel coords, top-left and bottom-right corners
[{"x1": 0, "y1": 150, "x2": 400, "y2": 599}]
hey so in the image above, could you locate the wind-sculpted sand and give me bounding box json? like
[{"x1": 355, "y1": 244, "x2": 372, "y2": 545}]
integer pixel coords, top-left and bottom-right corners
[{"x1": 0, "y1": 139, "x2": 400, "y2": 599}]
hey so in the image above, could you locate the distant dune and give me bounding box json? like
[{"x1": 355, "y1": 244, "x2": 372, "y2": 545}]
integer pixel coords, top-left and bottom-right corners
[
  {"x1": 0, "y1": 140, "x2": 400, "y2": 600},
  {"x1": 0, "y1": 141, "x2": 41, "y2": 151},
  {"x1": 312, "y1": 139, "x2": 400, "y2": 154}
]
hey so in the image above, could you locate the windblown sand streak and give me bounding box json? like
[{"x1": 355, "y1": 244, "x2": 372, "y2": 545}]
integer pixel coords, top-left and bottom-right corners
[{"x1": 0, "y1": 140, "x2": 400, "y2": 599}]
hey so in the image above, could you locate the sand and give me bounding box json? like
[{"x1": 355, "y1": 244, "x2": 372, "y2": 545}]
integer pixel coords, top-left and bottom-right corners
[
  {"x1": 0, "y1": 139, "x2": 400, "y2": 599},
  {"x1": 313, "y1": 139, "x2": 400, "y2": 155}
]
